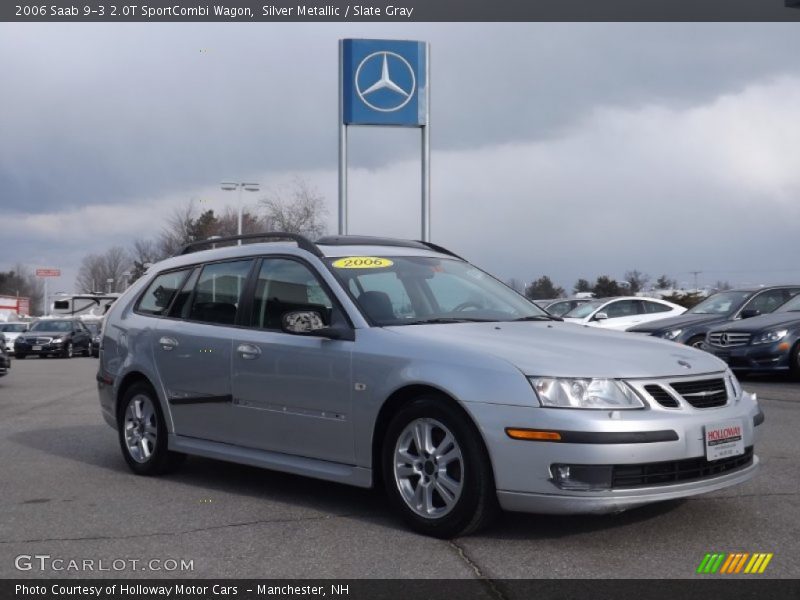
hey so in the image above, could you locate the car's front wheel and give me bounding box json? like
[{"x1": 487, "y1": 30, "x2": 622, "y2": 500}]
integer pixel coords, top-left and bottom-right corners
[
  {"x1": 118, "y1": 382, "x2": 185, "y2": 475},
  {"x1": 14, "y1": 353, "x2": 25, "y2": 359},
  {"x1": 382, "y1": 396, "x2": 497, "y2": 538},
  {"x1": 790, "y1": 342, "x2": 800, "y2": 380},
  {"x1": 61, "y1": 342, "x2": 73, "y2": 359}
]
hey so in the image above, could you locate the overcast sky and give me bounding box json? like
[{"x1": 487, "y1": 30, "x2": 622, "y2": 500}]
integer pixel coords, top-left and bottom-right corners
[{"x1": 1, "y1": 23, "x2": 800, "y2": 293}]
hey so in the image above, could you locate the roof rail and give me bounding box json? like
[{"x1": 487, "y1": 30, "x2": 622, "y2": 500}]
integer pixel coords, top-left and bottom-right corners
[
  {"x1": 178, "y1": 232, "x2": 323, "y2": 257},
  {"x1": 315, "y1": 235, "x2": 464, "y2": 260}
]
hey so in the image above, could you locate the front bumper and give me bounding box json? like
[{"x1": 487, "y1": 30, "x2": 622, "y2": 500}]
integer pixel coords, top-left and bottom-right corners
[
  {"x1": 14, "y1": 341, "x2": 64, "y2": 355},
  {"x1": 465, "y1": 392, "x2": 761, "y2": 515},
  {"x1": 498, "y1": 457, "x2": 759, "y2": 514},
  {"x1": 705, "y1": 342, "x2": 792, "y2": 372}
]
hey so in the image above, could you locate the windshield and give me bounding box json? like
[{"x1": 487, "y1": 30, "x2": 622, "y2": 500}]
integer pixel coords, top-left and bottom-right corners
[
  {"x1": 777, "y1": 294, "x2": 800, "y2": 313},
  {"x1": 325, "y1": 256, "x2": 547, "y2": 325},
  {"x1": 0, "y1": 324, "x2": 26, "y2": 332},
  {"x1": 563, "y1": 299, "x2": 605, "y2": 319},
  {"x1": 687, "y1": 291, "x2": 750, "y2": 315},
  {"x1": 30, "y1": 320, "x2": 73, "y2": 332}
]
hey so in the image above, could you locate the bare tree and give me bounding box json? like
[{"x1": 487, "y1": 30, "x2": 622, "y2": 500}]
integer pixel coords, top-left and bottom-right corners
[
  {"x1": 128, "y1": 238, "x2": 163, "y2": 283},
  {"x1": 215, "y1": 206, "x2": 263, "y2": 237},
  {"x1": 76, "y1": 247, "x2": 131, "y2": 293},
  {"x1": 158, "y1": 200, "x2": 199, "y2": 257},
  {"x1": 260, "y1": 178, "x2": 328, "y2": 239}
]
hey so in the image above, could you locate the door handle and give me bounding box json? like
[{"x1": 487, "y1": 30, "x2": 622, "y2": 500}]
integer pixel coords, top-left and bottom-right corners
[
  {"x1": 237, "y1": 343, "x2": 261, "y2": 359},
  {"x1": 159, "y1": 336, "x2": 178, "y2": 351}
]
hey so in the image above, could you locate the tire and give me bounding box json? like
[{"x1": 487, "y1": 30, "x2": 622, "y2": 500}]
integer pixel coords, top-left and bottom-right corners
[
  {"x1": 117, "y1": 382, "x2": 185, "y2": 475},
  {"x1": 61, "y1": 342, "x2": 73, "y2": 359},
  {"x1": 687, "y1": 335, "x2": 706, "y2": 349},
  {"x1": 83, "y1": 343, "x2": 92, "y2": 357},
  {"x1": 790, "y1": 343, "x2": 800, "y2": 380},
  {"x1": 382, "y1": 396, "x2": 497, "y2": 538},
  {"x1": 15, "y1": 353, "x2": 25, "y2": 359}
]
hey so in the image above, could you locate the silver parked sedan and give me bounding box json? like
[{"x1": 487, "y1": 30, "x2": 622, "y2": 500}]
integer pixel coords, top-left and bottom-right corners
[{"x1": 97, "y1": 234, "x2": 761, "y2": 538}]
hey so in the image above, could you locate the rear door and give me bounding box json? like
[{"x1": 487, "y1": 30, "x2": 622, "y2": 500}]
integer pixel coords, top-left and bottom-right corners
[{"x1": 151, "y1": 259, "x2": 255, "y2": 442}]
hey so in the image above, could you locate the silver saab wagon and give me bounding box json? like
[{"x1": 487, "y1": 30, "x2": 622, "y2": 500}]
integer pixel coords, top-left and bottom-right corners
[{"x1": 97, "y1": 233, "x2": 762, "y2": 537}]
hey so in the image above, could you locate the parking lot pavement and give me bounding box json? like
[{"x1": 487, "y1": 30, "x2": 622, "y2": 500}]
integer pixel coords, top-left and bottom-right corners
[{"x1": 0, "y1": 358, "x2": 798, "y2": 580}]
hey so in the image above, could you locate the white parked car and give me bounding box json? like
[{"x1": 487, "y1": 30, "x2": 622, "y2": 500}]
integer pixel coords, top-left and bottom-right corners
[
  {"x1": 562, "y1": 296, "x2": 686, "y2": 331},
  {"x1": 0, "y1": 322, "x2": 28, "y2": 352}
]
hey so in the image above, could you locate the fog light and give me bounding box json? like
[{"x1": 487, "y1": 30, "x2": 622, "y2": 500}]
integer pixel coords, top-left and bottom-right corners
[{"x1": 551, "y1": 464, "x2": 613, "y2": 490}]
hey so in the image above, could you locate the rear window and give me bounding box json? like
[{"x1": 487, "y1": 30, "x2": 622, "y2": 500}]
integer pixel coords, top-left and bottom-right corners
[{"x1": 137, "y1": 269, "x2": 192, "y2": 316}]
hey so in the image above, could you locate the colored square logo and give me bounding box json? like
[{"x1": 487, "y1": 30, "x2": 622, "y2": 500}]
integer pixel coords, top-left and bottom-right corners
[{"x1": 341, "y1": 39, "x2": 427, "y2": 127}]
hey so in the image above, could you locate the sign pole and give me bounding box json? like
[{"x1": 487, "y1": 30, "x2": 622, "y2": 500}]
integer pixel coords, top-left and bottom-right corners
[
  {"x1": 43, "y1": 278, "x2": 48, "y2": 316},
  {"x1": 338, "y1": 40, "x2": 348, "y2": 235},
  {"x1": 421, "y1": 42, "x2": 431, "y2": 242}
]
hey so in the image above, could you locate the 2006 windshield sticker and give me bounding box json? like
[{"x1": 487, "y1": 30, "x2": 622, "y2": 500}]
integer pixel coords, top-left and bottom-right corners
[{"x1": 332, "y1": 257, "x2": 394, "y2": 269}]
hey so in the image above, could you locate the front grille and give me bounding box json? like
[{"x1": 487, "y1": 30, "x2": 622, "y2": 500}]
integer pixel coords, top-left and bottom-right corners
[
  {"x1": 644, "y1": 384, "x2": 679, "y2": 408},
  {"x1": 612, "y1": 447, "x2": 753, "y2": 488},
  {"x1": 708, "y1": 331, "x2": 751, "y2": 348},
  {"x1": 34, "y1": 337, "x2": 52, "y2": 345},
  {"x1": 670, "y1": 378, "x2": 728, "y2": 408}
]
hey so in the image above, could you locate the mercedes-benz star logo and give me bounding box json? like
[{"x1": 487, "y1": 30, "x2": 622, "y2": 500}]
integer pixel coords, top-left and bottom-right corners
[
  {"x1": 355, "y1": 51, "x2": 416, "y2": 113},
  {"x1": 720, "y1": 333, "x2": 729, "y2": 346}
]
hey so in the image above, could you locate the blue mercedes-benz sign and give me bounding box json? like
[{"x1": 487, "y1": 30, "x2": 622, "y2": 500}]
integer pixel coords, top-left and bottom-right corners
[{"x1": 341, "y1": 39, "x2": 427, "y2": 127}]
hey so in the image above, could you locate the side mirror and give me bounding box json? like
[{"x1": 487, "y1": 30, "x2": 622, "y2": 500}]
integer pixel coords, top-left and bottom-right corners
[
  {"x1": 740, "y1": 309, "x2": 761, "y2": 319},
  {"x1": 281, "y1": 311, "x2": 354, "y2": 341},
  {"x1": 594, "y1": 312, "x2": 609, "y2": 321}
]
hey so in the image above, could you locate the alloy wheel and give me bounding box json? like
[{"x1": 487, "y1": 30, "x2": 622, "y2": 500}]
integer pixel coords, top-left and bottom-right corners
[
  {"x1": 393, "y1": 417, "x2": 464, "y2": 518},
  {"x1": 123, "y1": 394, "x2": 158, "y2": 463}
]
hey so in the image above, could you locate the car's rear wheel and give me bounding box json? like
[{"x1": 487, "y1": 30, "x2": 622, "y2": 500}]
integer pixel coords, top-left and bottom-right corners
[
  {"x1": 382, "y1": 396, "x2": 497, "y2": 538},
  {"x1": 118, "y1": 382, "x2": 185, "y2": 475},
  {"x1": 61, "y1": 342, "x2": 73, "y2": 359}
]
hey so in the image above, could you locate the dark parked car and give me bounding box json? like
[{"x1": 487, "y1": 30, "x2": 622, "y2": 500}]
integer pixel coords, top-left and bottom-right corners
[
  {"x1": 705, "y1": 293, "x2": 800, "y2": 377},
  {"x1": 628, "y1": 286, "x2": 800, "y2": 347},
  {"x1": 0, "y1": 333, "x2": 10, "y2": 376},
  {"x1": 84, "y1": 320, "x2": 102, "y2": 357},
  {"x1": 14, "y1": 318, "x2": 93, "y2": 359}
]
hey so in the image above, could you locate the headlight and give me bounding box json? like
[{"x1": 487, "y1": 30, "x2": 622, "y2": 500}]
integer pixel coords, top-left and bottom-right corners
[
  {"x1": 751, "y1": 329, "x2": 788, "y2": 345},
  {"x1": 660, "y1": 328, "x2": 682, "y2": 341},
  {"x1": 529, "y1": 377, "x2": 644, "y2": 409},
  {"x1": 725, "y1": 369, "x2": 742, "y2": 401},
  {"x1": 51, "y1": 337, "x2": 63, "y2": 343}
]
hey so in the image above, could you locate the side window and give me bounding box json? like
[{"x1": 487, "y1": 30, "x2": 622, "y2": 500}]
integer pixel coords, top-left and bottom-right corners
[
  {"x1": 168, "y1": 268, "x2": 200, "y2": 319},
  {"x1": 602, "y1": 300, "x2": 638, "y2": 318},
  {"x1": 748, "y1": 290, "x2": 790, "y2": 314},
  {"x1": 251, "y1": 258, "x2": 334, "y2": 330},
  {"x1": 645, "y1": 301, "x2": 672, "y2": 314},
  {"x1": 188, "y1": 260, "x2": 253, "y2": 325},
  {"x1": 137, "y1": 269, "x2": 192, "y2": 316}
]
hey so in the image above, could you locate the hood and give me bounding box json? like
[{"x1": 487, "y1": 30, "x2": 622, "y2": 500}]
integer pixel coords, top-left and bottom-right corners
[
  {"x1": 711, "y1": 312, "x2": 800, "y2": 334},
  {"x1": 627, "y1": 313, "x2": 723, "y2": 333},
  {"x1": 386, "y1": 321, "x2": 725, "y2": 379}
]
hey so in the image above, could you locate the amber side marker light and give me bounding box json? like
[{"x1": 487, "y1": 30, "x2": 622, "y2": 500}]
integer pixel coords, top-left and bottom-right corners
[
  {"x1": 505, "y1": 428, "x2": 562, "y2": 441},
  {"x1": 777, "y1": 342, "x2": 790, "y2": 352}
]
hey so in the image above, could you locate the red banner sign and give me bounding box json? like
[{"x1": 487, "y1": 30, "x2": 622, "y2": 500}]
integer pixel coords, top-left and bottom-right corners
[{"x1": 35, "y1": 268, "x2": 61, "y2": 277}]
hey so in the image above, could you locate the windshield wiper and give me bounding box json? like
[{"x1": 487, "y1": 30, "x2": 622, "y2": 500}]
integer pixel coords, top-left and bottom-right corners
[
  {"x1": 512, "y1": 315, "x2": 563, "y2": 322},
  {"x1": 404, "y1": 317, "x2": 497, "y2": 325}
]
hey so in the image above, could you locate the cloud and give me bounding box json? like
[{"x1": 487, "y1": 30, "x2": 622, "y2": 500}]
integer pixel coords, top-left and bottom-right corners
[{"x1": 4, "y1": 74, "x2": 800, "y2": 292}]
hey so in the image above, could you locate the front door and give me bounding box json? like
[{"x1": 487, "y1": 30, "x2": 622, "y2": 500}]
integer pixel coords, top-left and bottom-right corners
[{"x1": 230, "y1": 257, "x2": 355, "y2": 464}]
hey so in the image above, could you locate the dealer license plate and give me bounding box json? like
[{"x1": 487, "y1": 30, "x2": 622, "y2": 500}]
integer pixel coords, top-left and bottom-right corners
[
  {"x1": 705, "y1": 420, "x2": 745, "y2": 461},
  {"x1": 32, "y1": 345, "x2": 42, "y2": 351}
]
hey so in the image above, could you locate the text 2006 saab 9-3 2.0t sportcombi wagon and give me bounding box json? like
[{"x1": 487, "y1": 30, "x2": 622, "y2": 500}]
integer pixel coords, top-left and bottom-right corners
[{"x1": 97, "y1": 233, "x2": 762, "y2": 537}]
